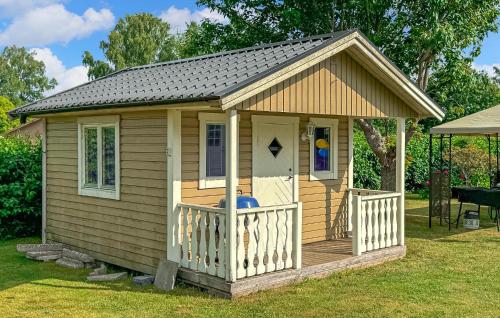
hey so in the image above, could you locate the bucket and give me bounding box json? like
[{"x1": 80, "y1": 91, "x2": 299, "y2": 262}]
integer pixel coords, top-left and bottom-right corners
[{"x1": 464, "y1": 211, "x2": 480, "y2": 230}]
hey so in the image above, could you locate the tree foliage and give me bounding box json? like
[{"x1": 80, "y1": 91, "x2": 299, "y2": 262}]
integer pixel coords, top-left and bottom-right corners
[
  {"x1": 193, "y1": 0, "x2": 500, "y2": 190},
  {"x1": 423, "y1": 60, "x2": 500, "y2": 130},
  {"x1": 83, "y1": 13, "x2": 177, "y2": 80},
  {"x1": 0, "y1": 46, "x2": 57, "y2": 106},
  {"x1": 0, "y1": 96, "x2": 18, "y2": 134},
  {"x1": 0, "y1": 136, "x2": 42, "y2": 240}
]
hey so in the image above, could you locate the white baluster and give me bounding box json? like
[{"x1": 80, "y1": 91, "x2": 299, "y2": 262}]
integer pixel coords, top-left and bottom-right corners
[
  {"x1": 207, "y1": 213, "x2": 217, "y2": 275},
  {"x1": 236, "y1": 214, "x2": 246, "y2": 278},
  {"x1": 385, "y1": 198, "x2": 392, "y2": 247},
  {"x1": 360, "y1": 201, "x2": 367, "y2": 252},
  {"x1": 373, "y1": 199, "x2": 380, "y2": 250},
  {"x1": 246, "y1": 213, "x2": 257, "y2": 277},
  {"x1": 284, "y1": 208, "x2": 293, "y2": 268},
  {"x1": 181, "y1": 207, "x2": 189, "y2": 267},
  {"x1": 198, "y1": 211, "x2": 207, "y2": 272},
  {"x1": 217, "y1": 214, "x2": 226, "y2": 278},
  {"x1": 275, "y1": 208, "x2": 286, "y2": 270},
  {"x1": 391, "y1": 197, "x2": 398, "y2": 245},
  {"x1": 266, "y1": 209, "x2": 277, "y2": 272},
  {"x1": 379, "y1": 199, "x2": 386, "y2": 249},
  {"x1": 366, "y1": 201, "x2": 373, "y2": 251},
  {"x1": 190, "y1": 209, "x2": 199, "y2": 270},
  {"x1": 256, "y1": 211, "x2": 267, "y2": 274}
]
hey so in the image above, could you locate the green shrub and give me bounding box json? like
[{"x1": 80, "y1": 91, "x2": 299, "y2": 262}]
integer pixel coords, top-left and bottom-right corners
[
  {"x1": 353, "y1": 130, "x2": 381, "y2": 189},
  {"x1": 0, "y1": 136, "x2": 42, "y2": 240}
]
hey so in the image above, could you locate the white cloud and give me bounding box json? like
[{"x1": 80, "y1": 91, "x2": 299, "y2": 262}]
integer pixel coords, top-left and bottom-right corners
[
  {"x1": 159, "y1": 5, "x2": 227, "y2": 33},
  {"x1": 30, "y1": 48, "x2": 88, "y2": 96},
  {"x1": 472, "y1": 62, "x2": 500, "y2": 78},
  {"x1": 0, "y1": 0, "x2": 57, "y2": 18},
  {"x1": 0, "y1": 4, "x2": 114, "y2": 46}
]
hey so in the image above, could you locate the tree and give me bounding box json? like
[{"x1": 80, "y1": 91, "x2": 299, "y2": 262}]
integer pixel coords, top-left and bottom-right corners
[
  {"x1": 494, "y1": 66, "x2": 500, "y2": 85},
  {"x1": 83, "y1": 13, "x2": 177, "y2": 80},
  {"x1": 0, "y1": 96, "x2": 18, "y2": 134},
  {"x1": 176, "y1": 22, "x2": 221, "y2": 59},
  {"x1": 194, "y1": 0, "x2": 500, "y2": 190},
  {"x1": 451, "y1": 144, "x2": 490, "y2": 187},
  {"x1": 0, "y1": 46, "x2": 57, "y2": 106},
  {"x1": 423, "y1": 59, "x2": 500, "y2": 130}
]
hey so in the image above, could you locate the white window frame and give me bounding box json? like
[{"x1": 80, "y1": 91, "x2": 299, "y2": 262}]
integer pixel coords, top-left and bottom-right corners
[
  {"x1": 198, "y1": 112, "x2": 239, "y2": 189},
  {"x1": 309, "y1": 117, "x2": 338, "y2": 181},
  {"x1": 78, "y1": 115, "x2": 120, "y2": 200}
]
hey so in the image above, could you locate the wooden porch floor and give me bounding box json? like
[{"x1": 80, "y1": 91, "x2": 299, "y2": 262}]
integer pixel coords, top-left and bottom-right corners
[
  {"x1": 302, "y1": 239, "x2": 352, "y2": 267},
  {"x1": 178, "y1": 239, "x2": 406, "y2": 298}
]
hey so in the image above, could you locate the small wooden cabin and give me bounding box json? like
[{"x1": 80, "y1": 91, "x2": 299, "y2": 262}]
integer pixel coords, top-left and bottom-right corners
[{"x1": 11, "y1": 30, "x2": 443, "y2": 297}]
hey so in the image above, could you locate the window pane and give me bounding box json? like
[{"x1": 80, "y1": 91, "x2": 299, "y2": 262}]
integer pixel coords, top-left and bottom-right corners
[
  {"x1": 84, "y1": 128, "x2": 98, "y2": 186},
  {"x1": 314, "y1": 127, "x2": 330, "y2": 171},
  {"x1": 102, "y1": 127, "x2": 116, "y2": 187},
  {"x1": 206, "y1": 124, "x2": 225, "y2": 177}
]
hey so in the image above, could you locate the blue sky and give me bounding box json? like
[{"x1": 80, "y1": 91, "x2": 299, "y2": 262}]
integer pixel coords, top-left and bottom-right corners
[{"x1": 0, "y1": 1, "x2": 498, "y2": 95}]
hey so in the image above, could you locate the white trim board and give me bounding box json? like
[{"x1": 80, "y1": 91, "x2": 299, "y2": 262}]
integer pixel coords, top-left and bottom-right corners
[
  {"x1": 308, "y1": 117, "x2": 339, "y2": 181},
  {"x1": 198, "y1": 112, "x2": 239, "y2": 189},
  {"x1": 77, "y1": 115, "x2": 120, "y2": 200}
]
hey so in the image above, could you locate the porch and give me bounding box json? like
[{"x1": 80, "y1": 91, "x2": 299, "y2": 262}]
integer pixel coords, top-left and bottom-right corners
[
  {"x1": 177, "y1": 238, "x2": 406, "y2": 298},
  {"x1": 165, "y1": 109, "x2": 407, "y2": 296}
]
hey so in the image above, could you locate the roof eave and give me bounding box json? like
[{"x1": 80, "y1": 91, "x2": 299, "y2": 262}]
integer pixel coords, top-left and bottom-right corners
[{"x1": 10, "y1": 97, "x2": 222, "y2": 118}]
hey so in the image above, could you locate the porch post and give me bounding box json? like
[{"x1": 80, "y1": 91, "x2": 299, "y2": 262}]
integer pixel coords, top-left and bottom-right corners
[
  {"x1": 166, "y1": 110, "x2": 182, "y2": 262},
  {"x1": 225, "y1": 109, "x2": 238, "y2": 282},
  {"x1": 396, "y1": 118, "x2": 406, "y2": 246},
  {"x1": 347, "y1": 118, "x2": 354, "y2": 234}
]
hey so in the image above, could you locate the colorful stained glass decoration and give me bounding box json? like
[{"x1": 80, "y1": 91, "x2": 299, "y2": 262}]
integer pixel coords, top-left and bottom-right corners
[{"x1": 314, "y1": 127, "x2": 330, "y2": 171}]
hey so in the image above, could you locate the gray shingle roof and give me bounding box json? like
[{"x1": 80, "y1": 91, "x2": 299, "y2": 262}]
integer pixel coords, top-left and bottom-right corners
[{"x1": 11, "y1": 30, "x2": 355, "y2": 117}]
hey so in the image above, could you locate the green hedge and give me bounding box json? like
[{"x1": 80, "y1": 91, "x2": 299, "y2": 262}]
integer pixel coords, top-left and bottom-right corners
[{"x1": 0, "y1": 136, "x2": 42, "y2": 240}]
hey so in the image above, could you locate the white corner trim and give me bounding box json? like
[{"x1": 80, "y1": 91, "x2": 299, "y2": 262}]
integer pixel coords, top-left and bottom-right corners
[
  {"x1": 198, "y1": 112, "x2": 239, "y2": 189},
  {"x1": 167, "y1": 109, "x2": 182, "y2": 262},
  {"x1": 309, "y1": 117, "x2": 338, "y2": 181},
  {"x1": 77, "y1": 115, "x2": 120, "y2": 200},
  {"x1": 41, "y1": 118, "x2": 47, "y2": 243}
]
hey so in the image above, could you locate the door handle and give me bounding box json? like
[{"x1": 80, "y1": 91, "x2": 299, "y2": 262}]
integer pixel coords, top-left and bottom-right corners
[{"x1": 287, "y1": 168, "x2": 293, "y2": 180}]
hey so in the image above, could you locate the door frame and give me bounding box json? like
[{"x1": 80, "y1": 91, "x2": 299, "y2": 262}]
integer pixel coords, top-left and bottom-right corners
[{"x1": 251, "y1": 115, "x2": 300, "y2": 203}]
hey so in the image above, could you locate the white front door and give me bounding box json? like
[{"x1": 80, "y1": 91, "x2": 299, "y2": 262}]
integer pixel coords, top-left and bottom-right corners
[{"x1": 252, "y1": 116, "x2": 298, "y2": 206}]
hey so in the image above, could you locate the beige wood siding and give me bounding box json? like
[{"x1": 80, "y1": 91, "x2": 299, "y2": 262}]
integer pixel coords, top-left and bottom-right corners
[
  {"x1": 236, "y1": 52, "x2": 417, "y2": 118},
  {"x1": 46, "y1": 111, "x2": 167, "y2": 274},
  {"x1": 181, "y1": 110, "x2": 348, "y2": 244}
]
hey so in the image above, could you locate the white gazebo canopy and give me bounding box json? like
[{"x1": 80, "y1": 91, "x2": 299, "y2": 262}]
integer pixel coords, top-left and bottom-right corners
[{"x1": 430, "y1": 104, "x2": 500, "y2": 135}]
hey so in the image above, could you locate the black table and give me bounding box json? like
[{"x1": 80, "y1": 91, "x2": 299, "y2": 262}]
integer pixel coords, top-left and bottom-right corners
[{"x1": 453, "y1": 187, "x2": 500, "y2": 231}]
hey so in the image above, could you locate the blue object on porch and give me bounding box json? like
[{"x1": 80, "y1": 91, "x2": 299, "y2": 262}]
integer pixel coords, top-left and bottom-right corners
[{"x1": 218, "y1": 196, "x2": 260, "y2": 209}]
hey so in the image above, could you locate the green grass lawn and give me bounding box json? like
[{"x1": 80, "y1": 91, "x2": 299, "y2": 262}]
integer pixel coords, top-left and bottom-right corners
[{"x1": 1, "y1": 197, "x2": 499, "y2": 318}]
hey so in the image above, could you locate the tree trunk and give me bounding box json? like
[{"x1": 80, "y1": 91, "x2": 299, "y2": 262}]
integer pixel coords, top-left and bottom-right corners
[{"x1": 381, "y1": 159, "x2": 397, "y2": 191}]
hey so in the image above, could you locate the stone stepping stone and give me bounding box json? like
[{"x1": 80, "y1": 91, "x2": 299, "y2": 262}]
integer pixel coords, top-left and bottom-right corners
[
  {"x1": 132, "y1": 275, "x2": 154, "y2": 286},
  {"x1": 87, "y1": 272, "x2": 127, "y2": 282},
  {"x1": 26, "y1": 250, "x2": 61, "y2": 261},
  {"x1": 89, "y1": 264, "x2": 107, "y2": 276},
  {"x1": 56, "y1": 257, "x2": 85, "y2": 269},
  {"x1": 17, "y1": 243, "x2": 63, "y2": 253},
  {"x1": 62, "y1": 248, "x2": 94, "y2": 263}
]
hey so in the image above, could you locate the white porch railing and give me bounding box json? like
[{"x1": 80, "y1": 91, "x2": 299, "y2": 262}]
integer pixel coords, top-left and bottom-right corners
[
  {"x1": 178, "y1": 203, "x2": 227, "y2": 278},
  {"x1": 177, "y1": 202, "x2": 302, "y2": 281},
  {"x1": 350, "y1": 189, "x2": 402, "y2": 256},
  {"x1": 235, "y1": 203, "x2": 301, "y2": 279}
]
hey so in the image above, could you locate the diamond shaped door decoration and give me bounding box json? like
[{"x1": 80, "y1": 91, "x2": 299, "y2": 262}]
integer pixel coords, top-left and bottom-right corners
[{"x1": 268, "y1": 137, "x2": 282, "y2": 158}]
